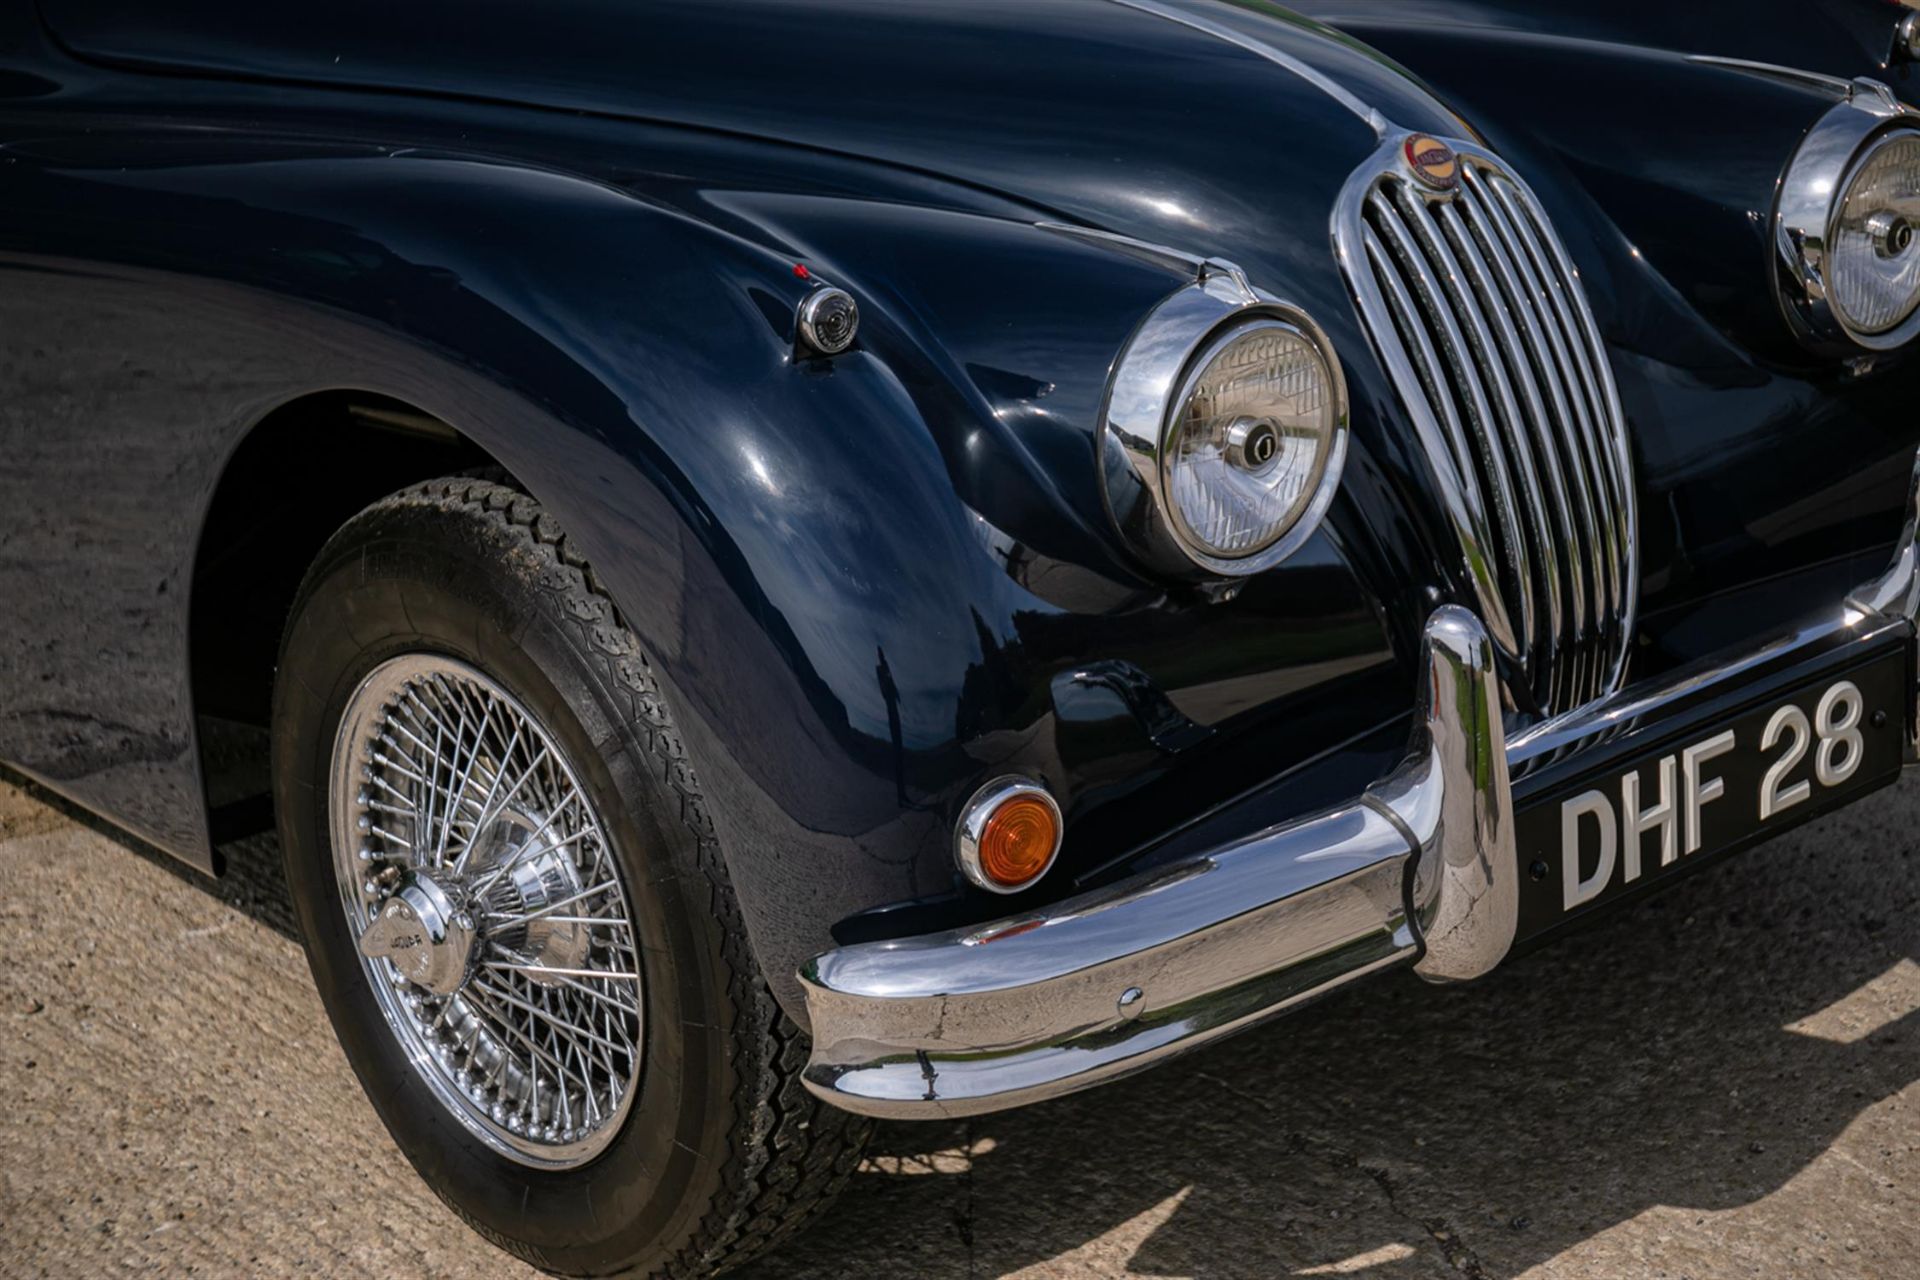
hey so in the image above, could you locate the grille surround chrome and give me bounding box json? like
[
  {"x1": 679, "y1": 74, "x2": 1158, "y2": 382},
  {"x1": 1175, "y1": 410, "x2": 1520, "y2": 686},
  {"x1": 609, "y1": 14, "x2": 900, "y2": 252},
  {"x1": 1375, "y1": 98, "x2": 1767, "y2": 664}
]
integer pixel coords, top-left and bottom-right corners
[{"x1": 1334, "y1": 132, "x2": 1638, "y2": 719}]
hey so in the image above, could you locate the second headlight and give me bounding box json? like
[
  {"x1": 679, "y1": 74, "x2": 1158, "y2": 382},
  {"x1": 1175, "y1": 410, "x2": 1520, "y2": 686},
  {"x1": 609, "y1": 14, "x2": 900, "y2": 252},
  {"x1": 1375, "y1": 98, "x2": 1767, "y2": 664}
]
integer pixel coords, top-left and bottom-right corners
[
  {"x1": 1775, "y1": 79, "x2": 1920, "y2": 354},
  {"x1": 1827, "y1": 130, "x2": 1920, "y2": 338}
]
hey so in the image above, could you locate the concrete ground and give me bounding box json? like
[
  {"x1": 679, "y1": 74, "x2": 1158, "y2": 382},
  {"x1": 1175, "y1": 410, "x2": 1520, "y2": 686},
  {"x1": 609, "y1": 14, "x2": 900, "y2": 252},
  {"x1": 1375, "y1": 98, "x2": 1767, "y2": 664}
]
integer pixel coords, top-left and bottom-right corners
[{"x1": 2, "y1": 770, "x2": 1916, "y2": 1280}]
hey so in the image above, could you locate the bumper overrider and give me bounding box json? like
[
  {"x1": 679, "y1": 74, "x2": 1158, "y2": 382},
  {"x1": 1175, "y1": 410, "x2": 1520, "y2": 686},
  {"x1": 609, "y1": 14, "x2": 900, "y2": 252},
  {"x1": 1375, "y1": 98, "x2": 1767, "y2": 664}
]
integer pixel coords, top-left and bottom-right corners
[{"x1": 796, "y1": 457, "x2": 1920, "y2": 1120}]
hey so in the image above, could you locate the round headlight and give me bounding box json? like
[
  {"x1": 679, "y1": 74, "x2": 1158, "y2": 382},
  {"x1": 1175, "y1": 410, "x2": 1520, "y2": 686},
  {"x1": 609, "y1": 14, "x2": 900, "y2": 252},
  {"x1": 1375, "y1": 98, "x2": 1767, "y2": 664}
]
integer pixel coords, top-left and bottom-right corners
[
  {"x1": 1827, "y1": 130, "x2": 1920, "y2": 336},
  {"x1": 1162, "y1": 320, "x2": 1340, "y2": 561},
  {"x1": 1091, "y1": 250, "x2": 1349, "y2": 579},
  {"x1": 1774, "y1": 84, "x2": 1920, "y2": 354}
]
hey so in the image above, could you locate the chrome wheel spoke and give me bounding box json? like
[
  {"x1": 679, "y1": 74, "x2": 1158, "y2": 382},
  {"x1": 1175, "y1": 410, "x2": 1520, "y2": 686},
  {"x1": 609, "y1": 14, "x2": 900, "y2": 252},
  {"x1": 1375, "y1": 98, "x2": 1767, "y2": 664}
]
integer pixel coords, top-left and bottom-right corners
[
  {"x1": 479, "y1": 878, "x2": 622, "y2": 929},
  {"x1": 471, "y1": 976, "x2": 634, "y2": 1058},
  {"x1": 484, "y1": 959, "x2": 643, "y2": 983},
  {"x1": 330, "y1": 654, "x2": 644, "y2": 1166}
]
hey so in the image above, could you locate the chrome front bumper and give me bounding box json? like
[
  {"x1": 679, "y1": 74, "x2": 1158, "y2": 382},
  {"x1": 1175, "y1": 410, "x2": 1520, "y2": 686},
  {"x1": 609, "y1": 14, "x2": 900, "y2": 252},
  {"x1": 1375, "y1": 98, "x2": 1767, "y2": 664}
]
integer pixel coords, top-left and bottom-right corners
[{"x1": 797, "y1": 460, "x2": 1920, "y2": 1121}]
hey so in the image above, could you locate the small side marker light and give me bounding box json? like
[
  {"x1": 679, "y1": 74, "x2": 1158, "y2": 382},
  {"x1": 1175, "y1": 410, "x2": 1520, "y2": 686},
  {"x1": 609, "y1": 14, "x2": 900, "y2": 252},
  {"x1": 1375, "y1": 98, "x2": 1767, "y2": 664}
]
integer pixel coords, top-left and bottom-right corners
[{"x1": 955, "y1": 777, "x2": 1063, "y2": 893}]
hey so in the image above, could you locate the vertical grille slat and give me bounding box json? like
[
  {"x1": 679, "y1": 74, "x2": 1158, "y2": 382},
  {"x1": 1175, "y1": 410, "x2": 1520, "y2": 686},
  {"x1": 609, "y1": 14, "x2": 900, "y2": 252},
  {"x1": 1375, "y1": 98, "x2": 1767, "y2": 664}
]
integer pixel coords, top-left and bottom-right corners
[
  {"x1": 1482, "y1": 174, "x2": 1628, "y2": 632},
  {"x1": 1367, "y1": 192, "x2": 1543, "y2": 671},
  {"x1": 1342, "y1": 145, "x2": 1638, "y2": 719},
  {"x1": 1454, "y1": 171, "x2": 1602, "y2": 704},
  {"x1": 1501, "y1": 175, "x2": 1640, "y2": 688},
  {"x1": 1502, "y1": 176, "x2": 1633, "y2": 522},
  {"x1": 1360, "y1": 227, "x2": 1521, "y2": 658},
  {"x1": 1426, "y1": 192, "x2": 1571, "y2": 698},
  {"x1": 1453, "y1": 176, "x2": 1590, "y2": 607},
  {"x1": 1464, "y1": 169, "x2": 1615, "y2": 646},
  {"x1": 1389, "y1": 185, "x2": 1561, "y2": 684}
]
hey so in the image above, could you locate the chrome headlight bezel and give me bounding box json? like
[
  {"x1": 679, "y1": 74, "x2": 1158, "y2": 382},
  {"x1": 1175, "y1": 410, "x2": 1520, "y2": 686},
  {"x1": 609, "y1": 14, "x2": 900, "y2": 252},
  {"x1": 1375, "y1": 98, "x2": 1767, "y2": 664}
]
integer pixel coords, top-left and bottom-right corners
[
  {"x1": 1776, "y1": 78, "x2": 1920, "y2": 354},
  {"x1": 1096, "y1": 263, "x2": 1350, "y2": 579}
]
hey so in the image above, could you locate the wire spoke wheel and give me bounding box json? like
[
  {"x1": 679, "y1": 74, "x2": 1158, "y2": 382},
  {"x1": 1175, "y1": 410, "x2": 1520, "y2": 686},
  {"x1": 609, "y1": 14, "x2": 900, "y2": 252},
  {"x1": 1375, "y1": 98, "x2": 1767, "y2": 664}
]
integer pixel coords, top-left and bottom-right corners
[{"x1": 328, "y1": 653, "x2": 643, "y2": 1168}]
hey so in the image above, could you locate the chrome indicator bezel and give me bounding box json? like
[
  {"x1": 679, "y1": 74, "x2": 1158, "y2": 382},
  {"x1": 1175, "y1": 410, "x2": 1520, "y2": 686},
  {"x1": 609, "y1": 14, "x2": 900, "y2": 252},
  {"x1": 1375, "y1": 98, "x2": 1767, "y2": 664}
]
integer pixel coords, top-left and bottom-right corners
[{"x1": 954, "y1": 776, "x2": 1064, "y2": 894}]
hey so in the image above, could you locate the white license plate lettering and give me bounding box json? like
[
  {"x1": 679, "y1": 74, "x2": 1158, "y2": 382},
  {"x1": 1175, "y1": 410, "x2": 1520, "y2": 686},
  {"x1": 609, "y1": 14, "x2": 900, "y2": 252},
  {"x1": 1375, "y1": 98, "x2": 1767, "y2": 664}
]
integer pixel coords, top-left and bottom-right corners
[
  {"x1": 1558, "y1": 678, "x2": 1867, "y2": 913},
  {"x1": 1759, "y1": 702, "x2": 1809, "y2": 819}
]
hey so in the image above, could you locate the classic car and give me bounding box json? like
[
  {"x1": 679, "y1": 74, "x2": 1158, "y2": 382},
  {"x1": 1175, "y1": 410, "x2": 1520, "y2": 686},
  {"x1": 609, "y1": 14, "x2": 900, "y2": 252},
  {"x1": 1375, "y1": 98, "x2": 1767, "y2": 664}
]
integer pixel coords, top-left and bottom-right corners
[{"x1": 6, "y1": 0, "x2": 1920, "y2": 1274}]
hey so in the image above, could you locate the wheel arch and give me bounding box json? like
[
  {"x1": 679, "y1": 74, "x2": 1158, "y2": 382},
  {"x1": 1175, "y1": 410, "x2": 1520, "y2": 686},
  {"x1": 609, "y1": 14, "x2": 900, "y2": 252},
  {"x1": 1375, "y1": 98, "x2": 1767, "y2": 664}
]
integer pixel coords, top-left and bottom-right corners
[
  {"x1": 47, "y1": 136, "x2": 1065, "y2": 1023},
  {"x1": 184, "y1": 389, "x2": 500, "y2": 850}
]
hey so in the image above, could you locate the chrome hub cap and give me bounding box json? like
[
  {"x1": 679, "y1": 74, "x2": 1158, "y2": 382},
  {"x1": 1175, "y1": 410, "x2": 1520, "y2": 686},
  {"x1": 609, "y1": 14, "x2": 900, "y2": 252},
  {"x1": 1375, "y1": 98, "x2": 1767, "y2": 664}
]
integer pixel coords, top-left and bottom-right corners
[
  {"x1": 358, "y1": 868, "x2": 476, "y2": 994},
  {"x1": 330, "y1": 654, "x2": 643, "y2": 1168}
]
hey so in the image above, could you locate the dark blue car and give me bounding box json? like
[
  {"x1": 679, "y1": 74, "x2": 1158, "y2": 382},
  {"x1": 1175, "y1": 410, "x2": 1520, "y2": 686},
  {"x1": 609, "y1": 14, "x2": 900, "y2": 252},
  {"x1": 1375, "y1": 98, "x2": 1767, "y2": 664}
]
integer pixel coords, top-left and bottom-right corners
[{"x1": 5, "y1": 1, "x2": 1920, "y2": 1273}]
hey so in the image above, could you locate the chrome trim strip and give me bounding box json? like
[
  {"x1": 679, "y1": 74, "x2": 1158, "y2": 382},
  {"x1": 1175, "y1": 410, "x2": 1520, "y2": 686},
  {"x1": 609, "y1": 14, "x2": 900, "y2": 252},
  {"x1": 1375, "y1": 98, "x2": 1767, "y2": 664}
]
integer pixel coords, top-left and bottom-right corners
[
  {"x1": 1103, "y1": 0, "x2": 1385, "y2": 132},
  {"x1": 1684, "y1": 54, "x2": 1855, "y2": 98},
  {"x1": 1508, "y1": 606, "x2": 1901, "y2": 765},
  {"x1": 1035, "y1": 220, "x2": 1216, "y2": 281},
  {"x1": 798, "y1": 446, "x2": 1920, "y2": 1120}
]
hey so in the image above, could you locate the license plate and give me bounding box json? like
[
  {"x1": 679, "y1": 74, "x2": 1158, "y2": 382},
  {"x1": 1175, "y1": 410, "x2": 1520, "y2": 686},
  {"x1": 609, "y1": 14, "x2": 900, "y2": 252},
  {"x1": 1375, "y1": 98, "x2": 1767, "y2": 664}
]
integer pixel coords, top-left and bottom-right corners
[{"x1": 1514, "y1": 647, "x2": 1908, "y2": 939}]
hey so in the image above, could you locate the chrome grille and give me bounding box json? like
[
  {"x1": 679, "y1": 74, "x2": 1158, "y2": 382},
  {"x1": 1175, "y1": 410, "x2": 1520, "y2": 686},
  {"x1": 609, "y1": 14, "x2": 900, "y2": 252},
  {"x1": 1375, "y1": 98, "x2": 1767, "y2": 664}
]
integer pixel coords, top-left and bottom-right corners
[{"x1": 1337, "y1": 141, "x2": 1637, "y2": 718}]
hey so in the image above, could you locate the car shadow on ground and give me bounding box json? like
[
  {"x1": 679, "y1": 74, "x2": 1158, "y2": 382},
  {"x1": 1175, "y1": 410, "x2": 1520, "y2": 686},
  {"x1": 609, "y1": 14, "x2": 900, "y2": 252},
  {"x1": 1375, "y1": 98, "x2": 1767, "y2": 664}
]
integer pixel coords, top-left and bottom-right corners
[{"x1": 12, "y1": 763, "x2": 1914, "y2": 1278}]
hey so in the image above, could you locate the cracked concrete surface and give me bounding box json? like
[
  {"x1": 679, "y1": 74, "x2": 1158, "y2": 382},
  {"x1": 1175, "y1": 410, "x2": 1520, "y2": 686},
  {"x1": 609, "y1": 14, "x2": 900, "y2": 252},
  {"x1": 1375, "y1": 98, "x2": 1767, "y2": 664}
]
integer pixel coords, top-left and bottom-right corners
[{"x1": 3, "y1": 768, "x2": 1917, "y2": 1279}]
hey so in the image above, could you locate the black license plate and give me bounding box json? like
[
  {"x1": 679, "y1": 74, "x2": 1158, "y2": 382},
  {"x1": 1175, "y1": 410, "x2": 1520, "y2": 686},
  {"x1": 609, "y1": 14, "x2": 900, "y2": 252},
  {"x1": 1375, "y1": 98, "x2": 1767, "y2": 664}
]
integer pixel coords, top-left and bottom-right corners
[{"x1": 1514, "y1": 645, "x2": 1908, "y2": 940}]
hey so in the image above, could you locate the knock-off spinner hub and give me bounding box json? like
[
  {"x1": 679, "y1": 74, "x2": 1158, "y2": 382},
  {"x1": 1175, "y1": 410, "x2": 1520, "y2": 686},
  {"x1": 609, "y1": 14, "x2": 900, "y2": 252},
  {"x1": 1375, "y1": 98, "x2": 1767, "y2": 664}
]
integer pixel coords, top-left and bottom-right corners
[
  {"x1": 358, "y1": 870, "x2": 475, "y2": 995},
  {"x1": 357, "y1": 811, "x2": 590, "y2": 995}
]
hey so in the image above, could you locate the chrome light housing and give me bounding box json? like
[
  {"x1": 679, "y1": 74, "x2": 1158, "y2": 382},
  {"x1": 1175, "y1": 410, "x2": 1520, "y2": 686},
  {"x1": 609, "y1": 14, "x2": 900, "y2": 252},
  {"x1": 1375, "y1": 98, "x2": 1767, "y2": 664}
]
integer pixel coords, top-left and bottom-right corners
[
  {"x1": 1098, "y1": 262, "x2": 1349, "y2": 578},
  {"x1": 1776, "y1": 79, "x2": 1920, "y2": 353}
]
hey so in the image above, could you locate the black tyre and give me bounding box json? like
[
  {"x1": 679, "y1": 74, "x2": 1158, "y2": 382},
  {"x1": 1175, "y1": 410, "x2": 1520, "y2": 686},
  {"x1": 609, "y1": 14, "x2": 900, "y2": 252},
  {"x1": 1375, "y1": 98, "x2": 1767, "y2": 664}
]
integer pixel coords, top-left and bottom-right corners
[{"x1": 272, "y1": 476, "x2": 868, "y2": 1277}]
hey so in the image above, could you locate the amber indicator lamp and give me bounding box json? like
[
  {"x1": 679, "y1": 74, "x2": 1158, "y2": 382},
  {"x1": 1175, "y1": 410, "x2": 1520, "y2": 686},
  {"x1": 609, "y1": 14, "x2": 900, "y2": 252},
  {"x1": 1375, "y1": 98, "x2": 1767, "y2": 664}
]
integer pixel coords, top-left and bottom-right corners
[{"x1": 955, "y1": 778, "x2": 1063, "y2": 893}]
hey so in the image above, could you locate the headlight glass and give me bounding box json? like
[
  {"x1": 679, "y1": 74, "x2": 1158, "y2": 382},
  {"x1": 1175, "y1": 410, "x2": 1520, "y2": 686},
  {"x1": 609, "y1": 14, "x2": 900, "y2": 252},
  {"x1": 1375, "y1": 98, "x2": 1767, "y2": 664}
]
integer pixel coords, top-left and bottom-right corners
[
  {"x1": 1162, "y1": 320, "x2": 1338, "y2": 559},
  {"x1": 1829, "y1": 131, "x2": 1920, "y2": 336}
]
